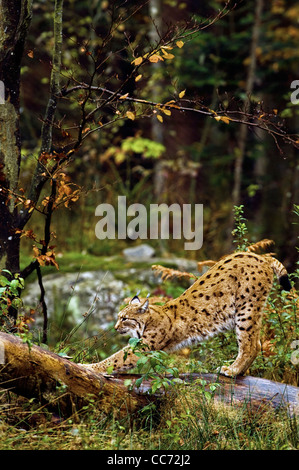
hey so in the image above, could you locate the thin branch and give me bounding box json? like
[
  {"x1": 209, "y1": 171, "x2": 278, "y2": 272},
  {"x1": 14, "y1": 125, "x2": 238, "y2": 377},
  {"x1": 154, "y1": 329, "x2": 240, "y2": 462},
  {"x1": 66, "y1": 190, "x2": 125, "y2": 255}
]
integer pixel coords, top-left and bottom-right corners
[
  {"x1": 36, "y1": 264, "x2": 48, "y2": 344},
  {"x1": 40, "y1": 0, "x2": 63, "y2": 154},
  {"x1": 21, "y1": 179, "x2": 57, "y2": 280},
  {"x1": 19, "y1": 0, "x2": 64, "y2": 228},
  {"x1": 59, "y1": 84, "x2": 299, "y2": 152}
]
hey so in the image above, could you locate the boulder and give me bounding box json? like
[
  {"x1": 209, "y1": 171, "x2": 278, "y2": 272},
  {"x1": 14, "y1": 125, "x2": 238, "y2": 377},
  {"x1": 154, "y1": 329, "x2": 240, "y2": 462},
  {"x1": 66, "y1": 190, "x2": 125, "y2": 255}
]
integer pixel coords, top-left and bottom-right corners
[{"x1": 122, "y1": 244, "x2": 155, "y2": 261}]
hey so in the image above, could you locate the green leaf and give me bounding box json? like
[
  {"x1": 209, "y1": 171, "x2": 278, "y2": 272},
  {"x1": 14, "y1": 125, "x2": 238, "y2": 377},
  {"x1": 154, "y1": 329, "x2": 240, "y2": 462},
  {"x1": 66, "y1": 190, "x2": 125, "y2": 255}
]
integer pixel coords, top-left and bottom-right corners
[
  {"x1": 137, "y1": 356, "x2": 148, "y2": 366},
  {"x1": 151, "y1": 381, "x2": 160, "y2": 394},
  {"x1": 128, "y1": 337, "x2": 141, "y2": 349},
  {"x1": 135, "y1": 377, "x2": 144, "y2": 388},
  {"x1": 0, "y1": 277, "x2": 10, "y2": 287}
]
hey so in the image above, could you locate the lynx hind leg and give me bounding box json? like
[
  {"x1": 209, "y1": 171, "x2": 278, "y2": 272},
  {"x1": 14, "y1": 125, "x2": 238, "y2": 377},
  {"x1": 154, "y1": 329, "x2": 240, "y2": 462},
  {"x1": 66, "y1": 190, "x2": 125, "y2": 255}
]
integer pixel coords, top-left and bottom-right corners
[
  {"x1": 220, "y1": 313, "x2": 262, "y2": 378},
  {"x1": 79, "y1": 346, "x2": 139, "y2": 374}
]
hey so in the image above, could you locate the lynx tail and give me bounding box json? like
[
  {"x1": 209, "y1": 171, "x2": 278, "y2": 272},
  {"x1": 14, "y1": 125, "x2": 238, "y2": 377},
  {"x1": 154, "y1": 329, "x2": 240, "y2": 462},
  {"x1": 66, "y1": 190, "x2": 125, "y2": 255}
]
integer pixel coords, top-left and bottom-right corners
[{"x1": 271, "y1": 258, "x2": 292, "y2": 291}]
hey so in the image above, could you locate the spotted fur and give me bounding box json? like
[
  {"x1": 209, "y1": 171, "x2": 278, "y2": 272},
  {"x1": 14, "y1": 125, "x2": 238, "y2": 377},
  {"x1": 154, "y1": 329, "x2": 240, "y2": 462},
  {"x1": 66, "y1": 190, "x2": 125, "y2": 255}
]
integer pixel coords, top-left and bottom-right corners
[{"x1": 82, "y1": 252, "x2": 291, "y2": 377}]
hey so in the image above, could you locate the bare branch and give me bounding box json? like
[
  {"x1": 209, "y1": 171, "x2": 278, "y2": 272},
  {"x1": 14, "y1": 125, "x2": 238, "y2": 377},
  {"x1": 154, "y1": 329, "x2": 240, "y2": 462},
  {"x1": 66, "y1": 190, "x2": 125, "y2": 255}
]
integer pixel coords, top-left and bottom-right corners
[
  {"x1": 20, "y1": 0, "x2": 64, "y2": 228},
  {"x1": 59, "y1": 83, "x2": 299, "y2": 153}
]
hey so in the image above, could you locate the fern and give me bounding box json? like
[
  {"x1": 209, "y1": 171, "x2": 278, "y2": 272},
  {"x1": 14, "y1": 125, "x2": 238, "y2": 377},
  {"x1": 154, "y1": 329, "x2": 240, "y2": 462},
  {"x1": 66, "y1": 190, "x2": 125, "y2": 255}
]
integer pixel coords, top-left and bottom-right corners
[{"x1": 151, "y1": 265, "x2": 197, "y2": 281}]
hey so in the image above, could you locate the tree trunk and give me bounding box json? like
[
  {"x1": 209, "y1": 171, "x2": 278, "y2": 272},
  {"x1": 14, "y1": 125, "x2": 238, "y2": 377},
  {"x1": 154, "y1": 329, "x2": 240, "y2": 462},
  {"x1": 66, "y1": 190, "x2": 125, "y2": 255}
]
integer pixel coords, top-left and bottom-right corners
[
  {"x1": 0, "y1": 332, "x2": 298, "y2": 418},
  {"x1": 229, "y1": 0, "x2": 263, "y2": 239},
  {"x1": 149, "y1": 0, "x2": 165, "y2": 201},
  {"x1": 0, "y1": 1, "x2": 32, "y2": 273}
]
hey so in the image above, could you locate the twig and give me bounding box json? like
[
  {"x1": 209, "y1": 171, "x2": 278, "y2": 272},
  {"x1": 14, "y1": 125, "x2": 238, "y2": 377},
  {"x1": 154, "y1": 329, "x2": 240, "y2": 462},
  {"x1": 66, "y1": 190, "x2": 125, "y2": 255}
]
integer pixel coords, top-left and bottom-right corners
[
  {"x1": 20, "y1": 0, "x2": 64, "y2": 228},
  {"x1": 21, "y1": 178, "x2": 57, "y2": 281},
  {"x1": 36, "y1": 264, "x2": 48, "y2": 344}
]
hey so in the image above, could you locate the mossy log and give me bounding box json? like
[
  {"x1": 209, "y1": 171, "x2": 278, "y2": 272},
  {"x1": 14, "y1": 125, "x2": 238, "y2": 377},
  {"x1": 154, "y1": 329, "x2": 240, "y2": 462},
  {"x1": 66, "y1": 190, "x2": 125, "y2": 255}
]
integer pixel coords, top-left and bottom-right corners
[{"x1": 0, "y1": 332, "x2": 298, "y2": 417}]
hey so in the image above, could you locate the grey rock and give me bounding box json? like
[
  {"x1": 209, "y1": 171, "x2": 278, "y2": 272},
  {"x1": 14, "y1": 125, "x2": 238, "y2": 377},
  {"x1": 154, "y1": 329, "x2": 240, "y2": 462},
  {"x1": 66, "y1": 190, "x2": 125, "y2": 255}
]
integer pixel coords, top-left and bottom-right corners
[
  {"x1": 123, "y1": 244, "x2": 155, "y2": 260},
  {"x1": 23, "y1": 270, "x2": 126, "y2": 334},
  {"x1": 22, "y1": 256, "x2": 199, "y2": 340}
]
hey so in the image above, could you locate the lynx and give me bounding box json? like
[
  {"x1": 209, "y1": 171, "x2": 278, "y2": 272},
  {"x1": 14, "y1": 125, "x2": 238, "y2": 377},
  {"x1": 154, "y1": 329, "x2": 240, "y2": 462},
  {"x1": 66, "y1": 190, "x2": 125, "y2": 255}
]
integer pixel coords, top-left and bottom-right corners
[{"x1": 81, "y1": 252, "x2": 291, "y2": 377}]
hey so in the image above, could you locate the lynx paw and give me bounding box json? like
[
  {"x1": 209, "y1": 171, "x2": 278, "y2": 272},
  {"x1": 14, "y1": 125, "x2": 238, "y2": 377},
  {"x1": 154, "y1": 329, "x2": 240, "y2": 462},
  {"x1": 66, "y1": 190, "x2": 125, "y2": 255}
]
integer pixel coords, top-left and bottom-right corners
[{"x1": 219, "y1": 365, "x2": 240, "y2": 378}]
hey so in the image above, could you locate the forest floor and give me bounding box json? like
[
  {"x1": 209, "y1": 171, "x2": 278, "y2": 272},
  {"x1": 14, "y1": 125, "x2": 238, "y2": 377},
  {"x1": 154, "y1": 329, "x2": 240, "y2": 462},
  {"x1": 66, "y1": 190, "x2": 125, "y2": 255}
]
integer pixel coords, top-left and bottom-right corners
[{"x1": 1, "y1": 251, "x2": 298, "y2": 450}]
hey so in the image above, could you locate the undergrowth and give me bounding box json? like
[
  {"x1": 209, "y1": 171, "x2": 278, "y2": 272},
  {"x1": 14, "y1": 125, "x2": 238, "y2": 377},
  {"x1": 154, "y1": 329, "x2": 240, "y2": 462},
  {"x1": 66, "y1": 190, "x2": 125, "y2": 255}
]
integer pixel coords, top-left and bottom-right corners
[
  {"x1": 0, "y1": 205, "x2": 298, "y2": 450},
  {"x1": 0, "y1": 384, "x2": 297, "y2": 450}
]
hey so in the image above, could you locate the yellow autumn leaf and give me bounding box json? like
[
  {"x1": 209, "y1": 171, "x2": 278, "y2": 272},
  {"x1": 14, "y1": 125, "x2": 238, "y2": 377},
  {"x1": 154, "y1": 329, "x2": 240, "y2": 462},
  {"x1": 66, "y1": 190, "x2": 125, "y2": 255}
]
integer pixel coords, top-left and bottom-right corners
[
  {"x1": 164, "y1": 100, "x2": 180, "y2": 109},
  {"x1": 176, "y1": 40, "x2": 184, "y2": 48},
  {"x1": 149, "y1": 54, "x2": 163, "y2": 63},
  {"x1": 119, "y1": 93, "x2": 129, "y2": 100},
  {"x1": 179, "y1": 89, "x2": 186, "y2": 98},
  {"x1": 135, "y1": 74, "x2": 142, "y2": 82},
  {"x1": 156, "y1": 114, "x2": 163, "y2": 123},
  {"x1": 126, "y1": 111, "x2": 135, "y2": 121},
  {"x1": 214, "y1": 115, "x2": 231, "y2": 124},
  {"x1": 162, "y1": 49, "x2": 175, "y2": 60},
  {"x1": 220, "y1": 116, "x2": 231, "y2": 124},
  {"x1": 161, "y1": 108, "x2": 171, "y2": 116},
  {"x1": 131, "y1": 57, "x2": 143, "y2": 66}
]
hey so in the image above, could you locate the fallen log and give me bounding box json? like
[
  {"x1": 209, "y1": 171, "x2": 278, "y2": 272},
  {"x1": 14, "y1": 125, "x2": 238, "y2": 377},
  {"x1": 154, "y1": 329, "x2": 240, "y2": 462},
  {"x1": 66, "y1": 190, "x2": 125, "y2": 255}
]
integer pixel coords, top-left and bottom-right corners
[
  {"x1": 0, "y1": 332, "x2": 298, "y2": 417},
  {"x1": 115, "y1": 372, "x2": 299, "y2": 416},
  {"x1": 0, "y1": 332, "x2": 150, "y2": 418}
]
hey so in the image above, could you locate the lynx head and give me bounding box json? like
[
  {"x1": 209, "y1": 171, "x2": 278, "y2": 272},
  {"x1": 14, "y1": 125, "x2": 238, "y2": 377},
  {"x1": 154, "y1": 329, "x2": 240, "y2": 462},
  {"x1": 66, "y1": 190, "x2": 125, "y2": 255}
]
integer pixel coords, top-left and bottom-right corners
[{"x1": 114, "y1": 294, "x2": 150, "y2": 339}]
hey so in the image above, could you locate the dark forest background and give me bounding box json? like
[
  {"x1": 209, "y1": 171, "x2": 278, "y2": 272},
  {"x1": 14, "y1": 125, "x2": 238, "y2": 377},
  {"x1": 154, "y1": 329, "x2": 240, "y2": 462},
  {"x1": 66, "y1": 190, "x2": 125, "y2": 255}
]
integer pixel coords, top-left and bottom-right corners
[{"x1": 18, "y1": 0, "x2": 298, "y2": 269}]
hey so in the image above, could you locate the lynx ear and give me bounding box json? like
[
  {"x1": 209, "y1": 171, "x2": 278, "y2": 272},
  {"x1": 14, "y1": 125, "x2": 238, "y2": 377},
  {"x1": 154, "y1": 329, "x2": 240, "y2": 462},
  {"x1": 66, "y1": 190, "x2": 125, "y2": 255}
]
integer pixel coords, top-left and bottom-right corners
[
  {"x1": 130, "y1": 295, "x2": 141, "y2": 305},
  {"x1": 139, "y1": 297, "x2": 149, "y2": 313}
]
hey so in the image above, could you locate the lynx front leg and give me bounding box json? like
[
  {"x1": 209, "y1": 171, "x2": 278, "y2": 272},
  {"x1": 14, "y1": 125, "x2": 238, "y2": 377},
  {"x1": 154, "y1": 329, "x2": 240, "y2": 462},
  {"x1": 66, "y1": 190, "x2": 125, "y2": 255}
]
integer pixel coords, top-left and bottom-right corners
[
  {"x1": 220, "y1": 318, "x2": 262, "y2": 378},
  {"x1": 79, "y1": 345, "x2": 139, "y2": 374}
]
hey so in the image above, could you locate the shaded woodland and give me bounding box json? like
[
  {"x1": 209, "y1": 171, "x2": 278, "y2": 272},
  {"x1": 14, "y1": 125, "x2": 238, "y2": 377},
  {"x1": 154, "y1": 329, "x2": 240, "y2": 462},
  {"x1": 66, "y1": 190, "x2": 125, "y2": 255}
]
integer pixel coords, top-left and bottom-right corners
[
  {"x1": 0, "y1": 0, "x2": 299, "y2": 451},
  {"x1": 0, "y1": 0, "x2": 298, "y2": 275}
]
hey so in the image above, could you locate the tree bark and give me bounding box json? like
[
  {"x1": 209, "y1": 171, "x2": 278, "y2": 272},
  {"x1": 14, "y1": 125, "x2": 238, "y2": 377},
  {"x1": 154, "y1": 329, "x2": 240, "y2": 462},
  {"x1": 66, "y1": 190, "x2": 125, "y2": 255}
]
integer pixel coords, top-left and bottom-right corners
[
  {"x1": 0, "y1": 0, "x2": 32, "y2": 273},
  {"x1": 0, "y1": 332, "x2": 150, "y2": 418},
  {"x1": 0, "y1": 332, "x2": 298, "y2": 417}
]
